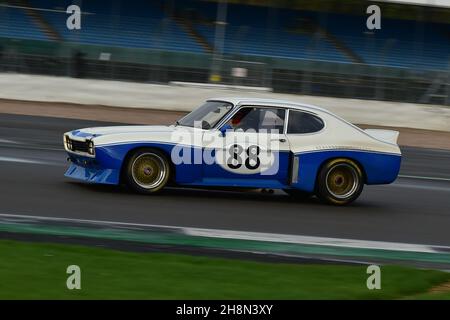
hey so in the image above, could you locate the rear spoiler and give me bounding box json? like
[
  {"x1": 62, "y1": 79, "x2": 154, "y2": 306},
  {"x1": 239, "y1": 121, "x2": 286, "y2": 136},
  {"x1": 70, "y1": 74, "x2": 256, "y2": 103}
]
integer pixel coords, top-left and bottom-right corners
[{"x1": 364, "y1": 129, "x2": 399, "y2": 145}]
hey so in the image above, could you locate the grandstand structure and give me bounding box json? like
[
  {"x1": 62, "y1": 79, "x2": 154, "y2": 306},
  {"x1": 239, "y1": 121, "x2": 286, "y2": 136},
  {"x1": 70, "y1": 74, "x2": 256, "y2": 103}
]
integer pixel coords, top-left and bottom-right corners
[{"x1": 0, "y1": 0, "x2": 449, "y2": 104}]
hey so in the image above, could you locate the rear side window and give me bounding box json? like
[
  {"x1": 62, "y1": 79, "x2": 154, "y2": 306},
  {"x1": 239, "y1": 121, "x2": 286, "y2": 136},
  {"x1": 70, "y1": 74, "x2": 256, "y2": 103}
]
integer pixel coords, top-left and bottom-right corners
[{"x1": 287, "y1": 111, "x2": 324, "y2": 134}]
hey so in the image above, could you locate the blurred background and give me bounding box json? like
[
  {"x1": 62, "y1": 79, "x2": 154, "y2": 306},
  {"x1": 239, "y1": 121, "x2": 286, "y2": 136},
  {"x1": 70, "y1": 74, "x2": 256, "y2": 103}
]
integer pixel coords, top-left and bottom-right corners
[
  {"x1": 0, "y1": 0, "x2": 449, "y2": 105},
  {"x1": 1, "y1": 1, "x2": 450, "y2": 300}
]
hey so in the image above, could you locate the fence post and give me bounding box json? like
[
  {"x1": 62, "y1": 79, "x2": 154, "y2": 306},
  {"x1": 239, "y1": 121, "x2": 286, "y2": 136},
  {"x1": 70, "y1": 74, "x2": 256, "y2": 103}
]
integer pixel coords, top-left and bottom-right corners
[{"x1": 209, "y1": 0, "x2": 228, "y2": 83}]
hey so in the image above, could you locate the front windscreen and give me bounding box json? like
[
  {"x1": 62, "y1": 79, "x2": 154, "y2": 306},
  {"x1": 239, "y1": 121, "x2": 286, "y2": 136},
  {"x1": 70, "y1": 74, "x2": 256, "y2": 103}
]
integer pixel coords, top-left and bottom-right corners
[{"x1": 177, "y1": 101, "x2": 233, "y2": 129}]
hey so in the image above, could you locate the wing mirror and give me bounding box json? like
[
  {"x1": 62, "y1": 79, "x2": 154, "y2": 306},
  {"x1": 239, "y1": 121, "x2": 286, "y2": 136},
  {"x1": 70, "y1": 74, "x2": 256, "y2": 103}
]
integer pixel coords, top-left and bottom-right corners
[{"x1": 219, "y1": 124, "x2": 232, "y2": 137}]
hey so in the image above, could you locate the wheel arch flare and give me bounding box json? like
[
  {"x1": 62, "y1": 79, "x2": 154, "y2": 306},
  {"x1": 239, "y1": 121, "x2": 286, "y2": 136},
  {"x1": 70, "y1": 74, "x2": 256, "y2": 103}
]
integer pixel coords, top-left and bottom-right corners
[{"x1": 290, "y1": 149, "x2": 401, "y2": 192}]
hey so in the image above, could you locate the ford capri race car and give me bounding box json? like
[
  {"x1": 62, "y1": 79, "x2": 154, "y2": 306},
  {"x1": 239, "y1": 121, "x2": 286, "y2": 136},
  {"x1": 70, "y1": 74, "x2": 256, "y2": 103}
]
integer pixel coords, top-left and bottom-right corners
[{"x1": 64, "y1": 98, "x2": 401, "y2": 205}]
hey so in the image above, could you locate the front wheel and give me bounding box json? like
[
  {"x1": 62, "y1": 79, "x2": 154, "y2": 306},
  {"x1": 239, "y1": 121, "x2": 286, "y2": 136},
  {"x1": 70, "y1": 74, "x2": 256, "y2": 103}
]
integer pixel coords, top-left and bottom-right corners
[
  {"x1": 125, "y1": 148, "x2": 170, "y2": 194},
  {"x1": 315, "y1": 158, "x2": 364, "y2": 205}
]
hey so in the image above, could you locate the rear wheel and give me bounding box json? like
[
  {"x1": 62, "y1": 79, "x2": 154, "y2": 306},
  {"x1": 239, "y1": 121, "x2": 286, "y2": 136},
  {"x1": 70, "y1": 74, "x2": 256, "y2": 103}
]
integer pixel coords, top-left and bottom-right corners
[
  {"x1": 125, "y1": 149, "x2": 170, "y2": 194},
  {"x1": 316, "y1": 158, "x2": 364, "y2": 205}
]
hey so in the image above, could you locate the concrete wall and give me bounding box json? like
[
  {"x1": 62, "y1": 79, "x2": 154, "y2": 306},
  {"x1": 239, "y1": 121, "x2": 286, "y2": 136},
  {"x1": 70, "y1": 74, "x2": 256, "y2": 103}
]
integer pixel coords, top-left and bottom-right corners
[{"x1": 0, "y1": 73, "x2": 449, "y2": 132}]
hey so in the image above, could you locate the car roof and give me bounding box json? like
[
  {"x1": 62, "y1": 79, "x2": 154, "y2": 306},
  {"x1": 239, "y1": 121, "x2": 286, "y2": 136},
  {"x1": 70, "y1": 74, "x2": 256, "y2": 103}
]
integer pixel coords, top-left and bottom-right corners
[{"x1": 208, "y1": 97, "x2": 329, "y2": 114}]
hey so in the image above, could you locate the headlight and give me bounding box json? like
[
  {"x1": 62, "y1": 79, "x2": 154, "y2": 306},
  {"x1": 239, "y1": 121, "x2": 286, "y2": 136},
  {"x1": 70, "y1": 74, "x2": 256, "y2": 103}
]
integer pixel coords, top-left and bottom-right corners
[
  {"x1": 87, "y1": 140, "x2": 95, "y2": 155},
  {"x1": 65, "y1": 135, "x2": 73, "y2": 151}
]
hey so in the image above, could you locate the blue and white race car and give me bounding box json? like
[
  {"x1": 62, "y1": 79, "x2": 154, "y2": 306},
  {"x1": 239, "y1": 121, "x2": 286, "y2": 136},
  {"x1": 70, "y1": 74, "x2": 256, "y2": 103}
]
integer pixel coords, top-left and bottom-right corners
[{"x1": 64, "y1": 98, "x2": 401, "y2": 205}]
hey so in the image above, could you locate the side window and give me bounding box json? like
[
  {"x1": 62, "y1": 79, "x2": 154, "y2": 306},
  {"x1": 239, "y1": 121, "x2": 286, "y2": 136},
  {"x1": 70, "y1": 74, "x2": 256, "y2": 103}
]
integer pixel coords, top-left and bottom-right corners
[
  {"x1": 228, "y1": 107, "x2": 285, "y2": 133},
  {"x1": 287, "y1": 111, "x2": 324, "y2": 134}
]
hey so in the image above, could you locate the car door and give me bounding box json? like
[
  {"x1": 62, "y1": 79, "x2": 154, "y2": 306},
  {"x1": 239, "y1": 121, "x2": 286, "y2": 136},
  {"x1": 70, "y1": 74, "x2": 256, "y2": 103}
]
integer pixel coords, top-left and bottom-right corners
[
  {"x1": 201, "y1": 106, "x2": 291, "y2": 188},
  {"x1": 285, "y1": 109, "x2": 326, "y2": 190}
]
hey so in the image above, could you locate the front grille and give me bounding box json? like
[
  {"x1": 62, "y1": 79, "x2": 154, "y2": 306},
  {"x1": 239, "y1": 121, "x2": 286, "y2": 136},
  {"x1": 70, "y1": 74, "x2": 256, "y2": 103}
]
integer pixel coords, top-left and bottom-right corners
[
  {"x1": 71, "y1": 140, "x2": 89, "y2": 153},
  {"x1": 66, "y1": 137, "x2": 90, "y2": 153}
]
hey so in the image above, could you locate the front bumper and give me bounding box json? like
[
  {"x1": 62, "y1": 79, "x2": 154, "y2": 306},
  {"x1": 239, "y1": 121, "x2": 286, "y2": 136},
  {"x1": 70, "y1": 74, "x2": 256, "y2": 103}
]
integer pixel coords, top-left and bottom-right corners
[{"x1": 65, "y1": 154, "x2": 120, "y2": 185}]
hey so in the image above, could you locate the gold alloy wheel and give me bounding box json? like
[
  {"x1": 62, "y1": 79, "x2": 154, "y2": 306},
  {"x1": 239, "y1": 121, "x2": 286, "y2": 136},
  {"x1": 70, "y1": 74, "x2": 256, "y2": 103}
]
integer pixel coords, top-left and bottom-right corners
[
  {"x1": 131, "y1": 153, "x2": 167, "y2": 189},
  {"x1": 325, "y1": 163, "x2": 359, "y2": 199}
]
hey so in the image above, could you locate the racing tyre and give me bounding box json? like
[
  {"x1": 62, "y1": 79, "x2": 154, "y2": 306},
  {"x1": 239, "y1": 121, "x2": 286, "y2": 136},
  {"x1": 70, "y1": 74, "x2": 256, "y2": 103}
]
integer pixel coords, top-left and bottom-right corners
[
  {"x1": 125, "y1": 148, "x2": 171, "y2": 194},
  {"x1": 316, "y1": 158, "x2": 364, "y2": 205}
]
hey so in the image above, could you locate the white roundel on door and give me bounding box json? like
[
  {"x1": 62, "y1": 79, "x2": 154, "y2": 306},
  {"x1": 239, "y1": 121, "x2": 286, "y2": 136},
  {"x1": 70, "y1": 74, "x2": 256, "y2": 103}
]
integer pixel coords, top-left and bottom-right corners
[{"x1": 215, "y1": 143, "x2": 277, "y2": 175}]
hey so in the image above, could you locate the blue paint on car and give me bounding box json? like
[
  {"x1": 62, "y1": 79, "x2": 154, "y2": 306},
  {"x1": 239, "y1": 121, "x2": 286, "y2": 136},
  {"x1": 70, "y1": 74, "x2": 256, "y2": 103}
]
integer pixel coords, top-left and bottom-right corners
[{"x1": 65, "y1": 140, "x2": 401, "y2": 192}]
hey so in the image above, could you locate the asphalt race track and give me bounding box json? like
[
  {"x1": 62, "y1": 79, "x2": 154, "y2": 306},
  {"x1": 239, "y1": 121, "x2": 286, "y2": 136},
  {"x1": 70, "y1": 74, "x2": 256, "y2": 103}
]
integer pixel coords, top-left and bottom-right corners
[{"x1": 0, "y1": 113, "x2": 449, "y2": 246}]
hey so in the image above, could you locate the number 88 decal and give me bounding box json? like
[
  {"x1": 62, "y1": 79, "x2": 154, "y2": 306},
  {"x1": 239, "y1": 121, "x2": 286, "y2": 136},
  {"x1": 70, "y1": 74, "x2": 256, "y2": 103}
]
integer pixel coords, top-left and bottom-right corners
[{"x1": 227, "y1": 144, "x2": 260, "y2": 170}]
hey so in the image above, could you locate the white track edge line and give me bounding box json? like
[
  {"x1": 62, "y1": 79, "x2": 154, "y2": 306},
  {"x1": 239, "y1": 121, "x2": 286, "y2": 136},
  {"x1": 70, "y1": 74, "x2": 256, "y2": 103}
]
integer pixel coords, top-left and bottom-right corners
[{"x1": 0, "y1": 213, "x2": 446, "y2": 254}]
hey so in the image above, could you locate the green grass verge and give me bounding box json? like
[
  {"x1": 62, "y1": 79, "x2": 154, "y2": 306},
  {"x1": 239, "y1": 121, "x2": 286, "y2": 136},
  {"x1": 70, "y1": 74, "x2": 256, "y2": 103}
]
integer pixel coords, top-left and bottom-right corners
[{"x1": 0, "y1": 239, "x2": 449, "y2": 299}]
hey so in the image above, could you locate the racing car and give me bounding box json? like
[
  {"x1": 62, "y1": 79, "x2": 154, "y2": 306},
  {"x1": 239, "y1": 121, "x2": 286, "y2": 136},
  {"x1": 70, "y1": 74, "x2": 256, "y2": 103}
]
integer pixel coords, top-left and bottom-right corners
[{"x1": 64, "y1": 98, "x2": 401, "y2": 205}]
